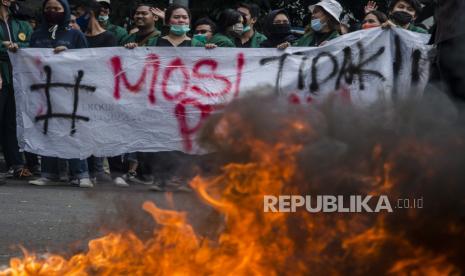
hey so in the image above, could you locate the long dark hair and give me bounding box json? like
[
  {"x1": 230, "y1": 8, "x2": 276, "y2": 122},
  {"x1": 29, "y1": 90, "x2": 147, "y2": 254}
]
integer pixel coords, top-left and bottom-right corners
[{"x1": 217, "y1": 8, "x2": 242, "y2": 33}]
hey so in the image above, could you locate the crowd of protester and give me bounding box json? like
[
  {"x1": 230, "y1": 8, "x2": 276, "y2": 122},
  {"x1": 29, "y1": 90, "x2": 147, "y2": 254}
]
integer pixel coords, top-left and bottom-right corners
[{"x1": 0, "y1": 0, "x2": 460, "y2": 190}]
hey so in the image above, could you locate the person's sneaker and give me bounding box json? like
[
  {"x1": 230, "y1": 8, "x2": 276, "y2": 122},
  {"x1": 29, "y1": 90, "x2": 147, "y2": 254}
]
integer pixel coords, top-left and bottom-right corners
[
  {"x1": 149, "y1": 185, "x2": 165, "y2": 192},
  {"x1": 165, "y1": 176, "x2": 192, "y2": 192},
  {"x1": 125, "y1": 172, "x2": 153, "y2": 185},
  {"x1": 5, "y1": 168, "x2": 14, "y2": 178},
  {"x1": 29, "y1": 177, "x2": 61, "y2": 186},
  {"x1": 174, "y1": 185, "x2": 193, "y2": 192},
  {"x1": 70, "y1": 178, "x2": 94, "y2": 188},
  {"x1": 167, "y1": 176, "x2": 187, "y2": 186},
  {"x1": 59, "y1": 174, "x2": 69, "y2": 182},
  {"x1": 95, "y1": 172, "x2": 113, "y2": 184},
  {"x1": 30, "y1": 165, "x2": 41, "y2": 176},
  {"x1": 114, "y1": 176, "x2": 130, "y2": 187}
]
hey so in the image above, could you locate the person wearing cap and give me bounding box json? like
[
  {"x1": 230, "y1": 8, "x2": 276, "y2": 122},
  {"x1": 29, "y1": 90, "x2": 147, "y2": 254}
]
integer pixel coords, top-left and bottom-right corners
[
  {"x1": 381, "y1": 0, "x2": 427, "y2": 34},
  {"x1": 294, "y1": 0, "x2": 342, "y2": 47},
  {"x1": 96, "y1": 0, "x2": 127, "y2": 45}
]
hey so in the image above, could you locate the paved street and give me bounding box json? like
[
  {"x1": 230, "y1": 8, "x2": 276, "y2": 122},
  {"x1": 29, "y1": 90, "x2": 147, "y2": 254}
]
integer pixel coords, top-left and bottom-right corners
[{"x1": 0, "y1": 178, "x2": 218, "y2": 266}]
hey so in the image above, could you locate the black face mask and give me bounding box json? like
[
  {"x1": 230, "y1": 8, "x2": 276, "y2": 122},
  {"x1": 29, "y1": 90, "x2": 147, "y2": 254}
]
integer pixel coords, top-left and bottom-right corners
[
  {"x1": 390, "y1": 11, "x2": 413, "y2": 26},
  {"x1": 270, "y1": 23, "x2": 291, "y2": 39},
  {"x1": 44, "y1": 11, "x2": 66, "y2": 25}
]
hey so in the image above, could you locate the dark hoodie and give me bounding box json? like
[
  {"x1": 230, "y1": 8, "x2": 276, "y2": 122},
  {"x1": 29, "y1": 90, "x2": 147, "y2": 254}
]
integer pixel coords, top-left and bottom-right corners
[
  {"x1": 30, "y1": 0, "x2": 87, "y2": 49},
  {"x1": 260, "y1": 9, "x2": 297, "y2": 48}
]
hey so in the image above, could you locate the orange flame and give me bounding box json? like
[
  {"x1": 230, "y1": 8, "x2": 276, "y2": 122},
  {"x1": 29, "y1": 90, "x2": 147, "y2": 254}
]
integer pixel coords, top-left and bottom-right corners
[{"x1": 0, "y1": 111, "x2": 460, "y2": 275}]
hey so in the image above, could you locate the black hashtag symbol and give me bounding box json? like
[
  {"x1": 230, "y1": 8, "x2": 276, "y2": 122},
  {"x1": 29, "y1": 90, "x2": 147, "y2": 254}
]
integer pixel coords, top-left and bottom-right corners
[{"x1": 31, "y1": 65, "x2": 96, "y2": 135}]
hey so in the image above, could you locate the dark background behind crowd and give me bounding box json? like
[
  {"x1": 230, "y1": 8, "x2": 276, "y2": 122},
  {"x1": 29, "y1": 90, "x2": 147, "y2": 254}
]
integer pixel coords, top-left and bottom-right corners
[{"x1": 13, "y1": 0, "x2": 432, "y2": 34}]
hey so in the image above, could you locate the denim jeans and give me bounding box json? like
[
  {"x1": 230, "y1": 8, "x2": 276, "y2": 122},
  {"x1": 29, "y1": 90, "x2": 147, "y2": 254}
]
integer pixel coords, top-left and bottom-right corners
[
  {"x1": 87, "y1": 156, "x2": 104, "y2": 177},
  {"x1": 41, "y1": 157, "x2": 89, "y2": 180}
]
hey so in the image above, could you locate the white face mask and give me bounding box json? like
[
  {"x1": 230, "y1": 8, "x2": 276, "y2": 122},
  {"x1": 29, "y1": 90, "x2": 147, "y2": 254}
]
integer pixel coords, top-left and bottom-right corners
[
  {"x1": 231, "y1": 23, "x2": 243, "y2": 35},
  {"x1": 98, "y1": 15, "x2": 109, "y2": 22}
]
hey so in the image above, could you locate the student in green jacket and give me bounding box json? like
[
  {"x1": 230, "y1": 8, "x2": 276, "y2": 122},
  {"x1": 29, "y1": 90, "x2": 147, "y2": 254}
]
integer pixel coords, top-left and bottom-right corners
[
  {"x1": 154, "y1": 4, "x2": 204, "y2": 47},
  {"x1": 208, "y1": 9, "x2": 243, "y2": 47},
  {"x1": 193, "y1": 17, "x2": 216, "y2": 44},
  {"x1": 96, "y1": 0, "x2": 127, "y2": 45},
  {"x1": 293, "y1": 0, "x2": 343, "y2": 47},
  {"x1": 381, "y1": 0, "x2": 428, "y2": 34},
  {"x1": 0, "y1": 0, "x2": 33, "y2": 178},
  {"x1": 122, "y1": 3, "x2": 161, "y2": 47},
  {"x1": 236, "y1": 2, "x2": 267, "y2": 48}
]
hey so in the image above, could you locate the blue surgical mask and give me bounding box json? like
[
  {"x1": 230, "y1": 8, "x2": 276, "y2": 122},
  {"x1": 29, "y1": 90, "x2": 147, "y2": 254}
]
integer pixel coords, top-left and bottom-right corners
[
  {"x1": 170, "y1": 24, "x2": 191, "y2": 36},
  {"x1": 311, "y1": 19, "x2": 326, "y2": 32},
  {"x1": 76, "y1": 12, "x2": 90, "y2": 32},
  {"x1": 98, "y1": 15, "x2": 109, "y2": 22},
  {"x1": 193, "y1": 34, "x2": 207, "y2": 43}
]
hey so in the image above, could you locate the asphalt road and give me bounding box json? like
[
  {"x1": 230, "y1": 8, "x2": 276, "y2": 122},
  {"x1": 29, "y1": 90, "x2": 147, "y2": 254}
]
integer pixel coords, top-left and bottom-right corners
[{"x1": 0, "y1": 178, "x2": 219, "y2": 267}]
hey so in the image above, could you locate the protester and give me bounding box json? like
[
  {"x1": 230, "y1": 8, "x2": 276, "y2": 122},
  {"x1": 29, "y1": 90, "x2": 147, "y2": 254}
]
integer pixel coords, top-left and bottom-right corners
[
  {"x1": 260, "y1": 9, "x2": 297, "y2": 48},
  {"x1": 69, "y1": 13, "x2": 81, "y2": 31},
  {"x1": 28, "y1": 0, "x2": 92, "y2": 188},
  {"x1": 208, "y1": 9, "x2": 243, "y2": 47},
  {"x1": 82, "y1": 0, "x2": 116, "y2": 184},
  {"x1": 117, "y1": 5, "x2": 161, "y2": 186},
  {"x1": 381, "y1": 0, "x2": 428, "y2": 33},
  {"x1": 154, "y1": 4, "x2": 203, "y2": 47},
  {"x1": 74, "y1": 2, "x2": 91, "y2": 32},
  {"x1": 193, "y1": 17, "x2": 216, "y2": 43},
  {"x1": 236, "y1": 2, "x2": 267, "y2": 48},
  {"x1": 146, "y1": 4, "x2": 204, "y2": 192},
  {"x1": 96, "y1": 0, "x2": 127, "y2": 45},
  {"x1": 85, "y1": 0, "x2": 116, "y2": 48},
  {"x1": 293, "y1": 0, "x2": 342, "y2": 47},
  {"x1": 362, "y1": 10, "x2": 387, "y2": 29},
  {"x1": 0, "y1": 0, "x2": 33, "y2": 179},
  {"x1": 122, "y1": 3, "x2": 160, "y2": 48}
]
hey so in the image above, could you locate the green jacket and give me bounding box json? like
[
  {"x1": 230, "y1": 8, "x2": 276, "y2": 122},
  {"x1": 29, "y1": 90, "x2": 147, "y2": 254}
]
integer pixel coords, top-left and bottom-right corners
[
  {"x1": 407, "y1": 24, "x2": 428, "y2": 34},
  {"x1": 247, "y1": 31, "x2": 267, "y2": 48},
  {"x1": 121, "y1": 30, "x2": 161, "y2": 46},
  {"x1": 0, "y1": 18, "x2": 33, "y2": 86},
  {"x1": 293, "y1": 30, "x2": 339, "y2": 47},
  {"x1": 104, "y1": 22, "x2": 128, "y2": 46},
  {"x1": 208, "y1": 33, "x2": 236, "y2": 47}
]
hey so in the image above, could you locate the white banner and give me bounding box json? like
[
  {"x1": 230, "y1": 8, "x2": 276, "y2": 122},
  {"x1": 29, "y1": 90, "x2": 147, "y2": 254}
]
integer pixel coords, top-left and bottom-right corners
[{"x1": 10, "y1": 28, "x2": 432, "y2": 159}]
